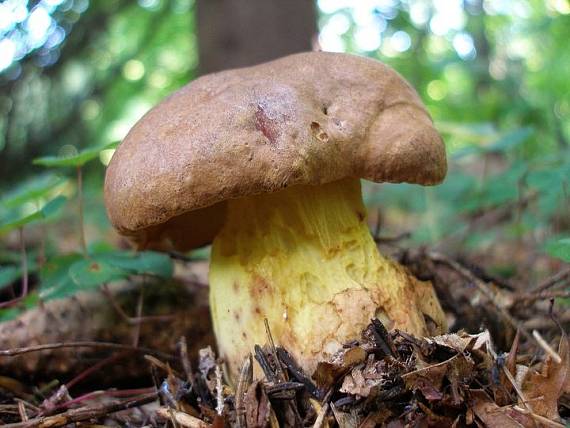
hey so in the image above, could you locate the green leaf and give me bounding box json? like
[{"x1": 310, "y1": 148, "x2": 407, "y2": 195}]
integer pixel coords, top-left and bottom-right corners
[
  {"x1": 68, "y1": 259, "x2": 128, "y2": 289},
  {"x1": 39, "y1": 254, "x2": 83, "y2": 300},
  {"x1": 0, "y1": 210, "x2": 43, "y2": 234},
  {"x1": 33, "y1": 141, "x2": 118, "y2": 168},
  {"x1": 452, "y1": 127, "x2": 533, "y2": 160},
  {"x1": 0, "y1": 196, "x2": 67, "y2": 234},
  {"x1": 437, "y1": 121, "x2": 497, "y2": 142},
  {"x1": 486, "y1": 127, "x2": 533, "y2": 153},
  {"x1": 545, "y1": 238, "x2": 570, "y2": 262},
  {"x1": 40, "y1": 195, "x2": 67, "y2": 219},
  {"x1": 1, "y1": 174, "x2": 66, "y2": 209},
  {"x1": 95, "y1": 250, "x2": 173, "y2": 278}
]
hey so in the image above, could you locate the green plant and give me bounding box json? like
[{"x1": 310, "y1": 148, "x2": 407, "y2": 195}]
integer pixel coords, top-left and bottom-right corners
[{"x1": 0, "y1": 143, "x2": 174, "y2": 321}]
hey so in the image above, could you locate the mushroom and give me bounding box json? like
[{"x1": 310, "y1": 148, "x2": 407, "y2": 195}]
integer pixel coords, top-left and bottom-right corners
[{"x1": 104, "y1": 52, "x2": 447, "y2": 379}]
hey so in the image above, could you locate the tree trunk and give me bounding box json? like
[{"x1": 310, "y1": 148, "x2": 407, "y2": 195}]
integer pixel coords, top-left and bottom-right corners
[{"x1": 196, "y1": 0, "x2": 317, "y2": 74}]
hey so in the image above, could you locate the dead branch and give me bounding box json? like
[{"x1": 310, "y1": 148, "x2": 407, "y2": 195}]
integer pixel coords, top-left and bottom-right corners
[
  {"x1": 532, "y1": 267, "x2": 570, "y2": 293},
  {"x1": 3, "y1": 393, "x2": 157, "y2": 428},
  {"x1": 0, "y1": 341, "x2": 173, "y2": 360},
  {"x1": 425, "y1": 250, "x2": 535, "y2": 343}
]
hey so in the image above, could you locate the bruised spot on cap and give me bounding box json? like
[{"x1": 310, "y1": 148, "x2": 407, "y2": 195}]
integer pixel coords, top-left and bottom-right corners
[{"x1": 255, "y1": 104, "x2": 279, "y2": 145}]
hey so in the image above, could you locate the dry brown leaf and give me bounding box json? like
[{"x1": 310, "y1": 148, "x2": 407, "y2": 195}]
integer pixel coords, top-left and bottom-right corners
[
  {"x1": 313, "y1": 347, "x2": 367, "y2": 390},
  {"x1": 340, "y1": 365, "x2": 371, "y2": 397},
  {"x1": 429, "y1": 331, "x2": 492, "y2": 354},
  {"x1": 522, "y1": 333, "x2": 569, "y2": 421},
  {"x1": 403, "y1": 352, "x2": 475, "y2": 405},
  {"x1": 469, "y1": 390, "x2": 529, "y2": 428},
  {"x1": 156, "y1": 407, "x2": 211, "y2": 428},
  {"x1": 341, "y1": 347, "x2": 367, "y2": 366},
  {"x1": 448, "y1": 353, "x2": 476, "y2": 405},
  {"x1": 429, "y1": 333, "x2": 472, "y2": 352},
  {"x1": 313, "y1": 361, "x2": 344, "y2": 390},
  {"x1": 402, "y1": 358, "x2": 448, "y2": 391}
]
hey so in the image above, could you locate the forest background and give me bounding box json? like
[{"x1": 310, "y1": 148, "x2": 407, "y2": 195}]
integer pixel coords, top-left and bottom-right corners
[{"x1": 0, "y1": 0, "x2": 568, "y2": 326}]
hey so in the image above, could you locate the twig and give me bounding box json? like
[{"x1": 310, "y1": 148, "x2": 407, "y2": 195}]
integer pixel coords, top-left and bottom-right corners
[
  {"x1": 3, "y1": 392, "x2": 157, "y2": 428},
  {"x1": 523, "y1": 312, "x2": 570, "y2": 329},
  {"x1": 514, "y1": 289, "x2": 570, "y2": 303},
  {"x1": 178, "y1": 336, "x2": 194, "y2": 385},
  {"x1": 100, "y1": 284, "x2": 173, "y2": 326},
  {"x1": 370, "y1": 318, "x2": 397, "y2": 357},
  {"x1": 47, "y1": 387, "x2": 155, "y2": 415},
  {"x1": 532, "y1": 268, "x2": 570, "y2": 293},
  {"x1": 156, "y1": 407, "x2": 210, "y2": 428},
  {"x1": 254, "y1": 345, "x2": 276, "y2": 383},
  {"x1": 501, "y1": 365, "x2": 532, "y2": 414},
  {"x1": 215, "y1": 364, "x2": 223, "y2": 416},
  {"x1": 169, "y1": 407, "x2": 181, "y2": 428},
  {"x1": 144, "y1": 354, "x2": 171, "y2": 372},
  {"x1": 532, "y1": 330, "x2": 562, "y2": 364},
  {"x1": 264, "y1": 318, "x2": 286, "y2": 382},
  {"x1": 511, "y1": 405, "x2": 566, "y2": 428},
  {"x1": 76, "y1": 166, "x2": 88, "y2": 258},
  {"x1": 426, "y1": 251, "x2": 535, "y2": 344},
  {"x1": 17, "y1": 401, "x2": 27, "y2": 422},
  {"x1": 276, "y1": 348, "x2": 319, "y2": 398},
  {"x1": 312, "y1": 402, "x2": 329, "y2": 428},
  {"x1": 132, "y1": 284, "x2": 144, "y2": 346},
  {"x1": 266, "y1": 382, "x2": 305, "y2": 398},
  {"x1": 74, "y1": 352, "x2": 131, "y2": 390},
  {"x1": 14, "y1": 400, "x2": 39, "y2": 415},
  {"x1": 235, "y1": 355, "x2": 252, "y2": 428},
  {"x1": 0, "y1": 341, "x2": 174, "y2": 360}
]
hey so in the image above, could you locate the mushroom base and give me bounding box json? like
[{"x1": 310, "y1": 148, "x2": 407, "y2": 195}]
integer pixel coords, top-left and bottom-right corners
[{"x1": 209, "y1": 178, "x2": 446, "y2": 380}]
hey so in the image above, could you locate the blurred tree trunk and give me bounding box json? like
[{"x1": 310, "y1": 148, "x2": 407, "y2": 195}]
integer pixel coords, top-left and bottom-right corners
[{"x1": 196, "y1": 0, "x2": 317, "y2": 74}]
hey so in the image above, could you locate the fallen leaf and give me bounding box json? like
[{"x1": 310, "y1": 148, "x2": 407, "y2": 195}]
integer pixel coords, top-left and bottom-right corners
[
  {"x1": 313, "y1": 361, "x2": 346, "y2": 391},
  {"x1": 313, "y1": 346, "x2": 367, "y2": 390},
  {"x1": 448, "y1": 353, "x2": 476, "y2": 405},
  {"x1": 469, "y1": 390, "x2": 529, "y2": 428},
  {"x1": 340, "y1": 365, "x2": 371, "y2": 397},
  {"x1": 429, "y1": 333, "x2": 472, "y2": 352},
  {"x1": 402, "y1": 358, "x2": 448, "y2": 391},
  {"x1": 522, "y1": 333, "x2": 570, "y2": 420}
]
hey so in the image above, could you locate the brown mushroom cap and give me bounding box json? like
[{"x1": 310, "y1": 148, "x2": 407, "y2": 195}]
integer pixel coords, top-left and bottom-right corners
[{"x1": 104, "y1": 51, "x2": 447, "y2": 250}]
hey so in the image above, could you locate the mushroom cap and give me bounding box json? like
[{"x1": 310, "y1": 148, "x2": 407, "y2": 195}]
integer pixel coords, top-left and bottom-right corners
[{"x1": 104, "y1": 52, "x2": 447, "y2": 250}]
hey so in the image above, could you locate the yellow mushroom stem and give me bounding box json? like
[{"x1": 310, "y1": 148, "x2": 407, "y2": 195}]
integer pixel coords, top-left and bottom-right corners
[{"x1": 209, "y1": 178, "x2": 446, "y2": 380}]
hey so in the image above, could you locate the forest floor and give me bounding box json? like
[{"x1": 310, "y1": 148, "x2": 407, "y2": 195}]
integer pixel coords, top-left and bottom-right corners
[{"x1": 0, "y1": 241, "x2": 568, "y2": 427}]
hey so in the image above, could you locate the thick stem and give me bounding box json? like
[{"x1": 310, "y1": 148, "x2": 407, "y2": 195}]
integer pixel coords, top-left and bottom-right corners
[{"x1": 209, "y1": 178, "x2": 446, "y2": 378}]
